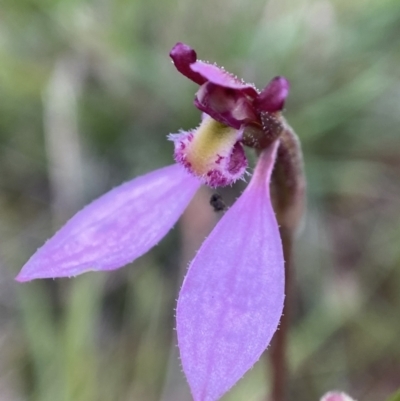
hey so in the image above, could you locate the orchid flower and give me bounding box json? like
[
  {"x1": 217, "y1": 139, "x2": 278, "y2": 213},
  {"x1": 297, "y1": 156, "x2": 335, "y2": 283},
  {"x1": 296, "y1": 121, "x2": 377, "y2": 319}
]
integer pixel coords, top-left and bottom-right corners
[{"x1": 17, "y1": 43, "x2": 304, "y2": 401}]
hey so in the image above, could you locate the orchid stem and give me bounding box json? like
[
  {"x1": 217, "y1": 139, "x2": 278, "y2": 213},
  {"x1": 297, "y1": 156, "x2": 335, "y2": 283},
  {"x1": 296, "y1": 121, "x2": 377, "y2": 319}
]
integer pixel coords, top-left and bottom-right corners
[
  {"x1": 266, "y1": 122, "x2": 304, "y2": 401},
  {"x1": 269, "y1": 226, "x2": 293, "y2": 401}
]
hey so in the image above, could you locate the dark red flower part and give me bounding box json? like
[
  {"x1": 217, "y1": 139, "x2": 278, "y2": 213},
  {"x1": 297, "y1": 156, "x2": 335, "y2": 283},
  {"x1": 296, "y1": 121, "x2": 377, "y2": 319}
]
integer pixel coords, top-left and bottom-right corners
[
  {"x1": 254, "y1": 76, "x2": 290, "y2": 113},
  {"x1": 194, "y1": 82, "x2": 257, "y2": 129},
  {"x1": 170, "y1": 42, "x2": 290, "y2": 135}
]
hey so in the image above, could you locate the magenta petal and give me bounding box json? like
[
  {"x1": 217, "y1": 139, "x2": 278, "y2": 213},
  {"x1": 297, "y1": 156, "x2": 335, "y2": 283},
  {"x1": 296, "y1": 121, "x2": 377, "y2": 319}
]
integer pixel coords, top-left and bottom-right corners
[
  {"x1": 170, "y1": 42, "x2": 258, "y2": 98},
  {"x1": 177, "y1": 142, "x2": 284, "y2": 401},
  {"x1": 194, "y1": 82, "x2": 257, "y2": 129},
  {"x1": 190, "y1": 63, "x2": 258, "y2": 97},
  {"x1": 16, "y1": 165, "x2": 200, "y2": 281},
  {"x1": 254, "y1": 76, "x2": 290, "y2": 112}
]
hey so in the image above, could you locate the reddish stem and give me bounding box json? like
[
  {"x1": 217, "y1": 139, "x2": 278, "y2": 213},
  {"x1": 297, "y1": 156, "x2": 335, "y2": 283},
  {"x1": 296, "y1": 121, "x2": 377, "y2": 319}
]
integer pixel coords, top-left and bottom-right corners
[
  {"x1": 269, "y1": 227, "x2": 293, "y2": 401},
  {"x1": 265, "y1": 120, "x2": 304, "y2": 401}
]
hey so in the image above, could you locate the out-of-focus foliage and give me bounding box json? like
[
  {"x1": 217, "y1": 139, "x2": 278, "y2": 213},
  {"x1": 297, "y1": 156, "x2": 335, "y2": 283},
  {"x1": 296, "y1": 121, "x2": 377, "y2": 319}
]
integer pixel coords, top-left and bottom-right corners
[
  {"x1": 387, "y1": 389, "x2": 400, "y2": 401},
  {"x1": 0, "y1": 0, "x2": 399, "y2": 400}
]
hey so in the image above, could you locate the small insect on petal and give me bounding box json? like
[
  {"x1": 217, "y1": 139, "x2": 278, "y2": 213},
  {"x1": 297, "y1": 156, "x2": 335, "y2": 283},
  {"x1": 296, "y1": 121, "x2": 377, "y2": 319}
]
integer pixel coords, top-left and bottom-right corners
[
  {"x1": 177, "y1": 141, "x2": 284, "y2": 401},
  {"x1": 209, "y1": 193, "x2": 226, "y2": 212},
  {"x1": 16, "y1": 164, "x2": 201, "y2": 281}
]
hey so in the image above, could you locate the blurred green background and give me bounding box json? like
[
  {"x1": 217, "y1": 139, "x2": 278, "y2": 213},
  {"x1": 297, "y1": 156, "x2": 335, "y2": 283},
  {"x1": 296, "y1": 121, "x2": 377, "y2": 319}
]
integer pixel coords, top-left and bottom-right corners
[{"x1": 1, "y1": 0, "x2": 400, "y2": 400}]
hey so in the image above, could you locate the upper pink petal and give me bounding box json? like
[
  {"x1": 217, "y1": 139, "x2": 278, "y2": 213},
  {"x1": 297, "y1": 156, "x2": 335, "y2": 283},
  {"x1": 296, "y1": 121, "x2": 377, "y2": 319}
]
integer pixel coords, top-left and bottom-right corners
[
  {"x1": 177, "y1": 141, "x2": 284, "y2": 401},
  {"x1": 170, "y1": 42, "x2": 258, "y2": 98},
  {"x1": 16, "y1": 165, "x2": 200, "y2": 281},
  {"x1": 190, "y1": 63, "x2": 258, "y2": 97}
]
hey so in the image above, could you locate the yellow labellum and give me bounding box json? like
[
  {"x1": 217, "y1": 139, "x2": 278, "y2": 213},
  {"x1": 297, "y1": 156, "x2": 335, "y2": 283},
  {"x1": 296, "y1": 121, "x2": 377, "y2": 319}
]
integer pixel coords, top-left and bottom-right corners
[{"x1": 185, "y1": 116, "x2": 238, "y2": 177}]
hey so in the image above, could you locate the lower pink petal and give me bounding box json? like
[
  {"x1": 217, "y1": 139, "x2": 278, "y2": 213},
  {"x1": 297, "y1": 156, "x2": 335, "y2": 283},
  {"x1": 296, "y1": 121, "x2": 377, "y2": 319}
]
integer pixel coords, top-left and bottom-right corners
[
  {"x1": 16, "y1": 164, "x2": 200, "y2": 281},
  {"x1": 177, "y1": 141, "x2": 284, "y2": 401}
]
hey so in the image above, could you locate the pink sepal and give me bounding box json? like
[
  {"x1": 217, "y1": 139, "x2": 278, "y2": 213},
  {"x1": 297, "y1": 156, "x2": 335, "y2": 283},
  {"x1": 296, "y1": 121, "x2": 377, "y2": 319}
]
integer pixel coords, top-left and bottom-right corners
[
  {"x1": 177, "y1": 141, "x2": 284, "y2": 401},
  {"x1": 16, "y1": 165, "x2": 200, "y2": 281}
]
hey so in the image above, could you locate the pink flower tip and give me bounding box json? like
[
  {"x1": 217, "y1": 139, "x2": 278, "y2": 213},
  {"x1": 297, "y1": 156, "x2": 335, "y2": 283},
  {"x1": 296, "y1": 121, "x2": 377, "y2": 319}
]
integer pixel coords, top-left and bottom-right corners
[{"x1": 321, "y1": 391, "x2": 356, "y2": 401}]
